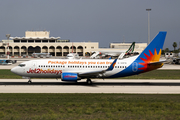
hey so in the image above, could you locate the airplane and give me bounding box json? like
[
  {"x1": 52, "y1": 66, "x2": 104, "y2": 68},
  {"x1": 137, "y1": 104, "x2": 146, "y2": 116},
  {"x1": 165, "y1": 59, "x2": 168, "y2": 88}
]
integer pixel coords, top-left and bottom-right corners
[
  {"x1": 0, "y1": 59, "x2": 17, "y2": 65},
  {"x1": 11, "y1": 31, "x2": 167, "y2": 84},
  {"x1": 32, "y1": 53, "x2": 51, "y2": 58},
  {"x1": 66, "y1": 53, "x2": 80, "y2": 59},
  {"x1": 90, "y1": 42, "x2": 136, "y2": 59}
]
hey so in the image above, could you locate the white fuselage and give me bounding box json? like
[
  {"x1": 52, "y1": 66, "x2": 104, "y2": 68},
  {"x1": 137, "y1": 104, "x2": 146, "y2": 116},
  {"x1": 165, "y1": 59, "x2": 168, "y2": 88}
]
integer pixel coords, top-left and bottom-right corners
[{"x1": 11, "y1": 56, "x2": 138, "y2": 78}]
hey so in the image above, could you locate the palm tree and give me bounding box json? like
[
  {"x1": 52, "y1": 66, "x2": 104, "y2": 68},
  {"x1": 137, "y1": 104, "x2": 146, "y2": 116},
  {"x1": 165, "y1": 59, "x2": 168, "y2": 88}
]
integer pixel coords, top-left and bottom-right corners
[
  {"x1": 173, "y1": 42, "x2": 177, "y2": 51},
  {"x1": 164, "y1": 48, "x2": 169, "y2": 52}
]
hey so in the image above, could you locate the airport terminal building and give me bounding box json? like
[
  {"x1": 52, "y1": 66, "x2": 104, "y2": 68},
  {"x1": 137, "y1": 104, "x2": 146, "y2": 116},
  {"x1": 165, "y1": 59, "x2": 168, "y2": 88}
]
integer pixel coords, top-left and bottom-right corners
[
  {"x1": 0, "y1": 31, "x2": 147, "y2": 57},
  {"x1": 0, "y1": 31, "x2": 99, "y2": 57}
]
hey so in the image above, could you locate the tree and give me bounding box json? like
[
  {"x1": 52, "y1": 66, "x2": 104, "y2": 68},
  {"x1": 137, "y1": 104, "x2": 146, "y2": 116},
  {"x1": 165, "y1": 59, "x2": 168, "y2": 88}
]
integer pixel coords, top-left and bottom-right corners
[
  {"x1": 164, "y1": 48, "x2": 169, "y2": 52},
  {"x1": 173, "y1": 42, "x2": 177, "y2": 51}
]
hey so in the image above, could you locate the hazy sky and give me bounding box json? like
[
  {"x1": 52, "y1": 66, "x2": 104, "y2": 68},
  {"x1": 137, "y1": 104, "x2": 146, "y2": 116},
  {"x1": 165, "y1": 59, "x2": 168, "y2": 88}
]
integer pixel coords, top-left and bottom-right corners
[{"x1": 0, "y1": 0, "x2": 179, "y2": 50}]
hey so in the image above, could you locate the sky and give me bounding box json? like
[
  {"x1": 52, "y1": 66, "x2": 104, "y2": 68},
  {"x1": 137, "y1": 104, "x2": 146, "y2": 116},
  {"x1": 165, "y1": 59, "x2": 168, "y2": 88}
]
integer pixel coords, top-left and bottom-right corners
[{"x1": 0, "y1": 0, "x2": 179, "y2": 50}]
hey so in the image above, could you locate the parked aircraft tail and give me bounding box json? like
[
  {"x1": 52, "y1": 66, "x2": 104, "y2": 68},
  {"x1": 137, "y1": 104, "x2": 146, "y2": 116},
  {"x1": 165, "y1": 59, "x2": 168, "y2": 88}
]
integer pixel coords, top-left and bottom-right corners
[{"x1": 125, "y1": 42, "x2": 135, "y2": 54}]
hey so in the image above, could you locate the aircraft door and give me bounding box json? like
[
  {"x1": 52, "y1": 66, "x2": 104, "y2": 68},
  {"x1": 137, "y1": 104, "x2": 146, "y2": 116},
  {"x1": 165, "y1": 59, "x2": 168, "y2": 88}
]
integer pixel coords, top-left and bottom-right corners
[
  {"x1": 132, "y1": 62, "x2": 138, "y2": 72},
  {"x1": 32, "y1": 62, "x2": 36, "y2": 69}
]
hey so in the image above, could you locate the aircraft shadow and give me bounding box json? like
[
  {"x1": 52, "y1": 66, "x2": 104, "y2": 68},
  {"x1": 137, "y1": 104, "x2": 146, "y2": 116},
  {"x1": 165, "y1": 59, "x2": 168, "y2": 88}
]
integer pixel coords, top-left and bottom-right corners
[{"x1": 0, "y1": 81, "x2": 180, "y2": 87}]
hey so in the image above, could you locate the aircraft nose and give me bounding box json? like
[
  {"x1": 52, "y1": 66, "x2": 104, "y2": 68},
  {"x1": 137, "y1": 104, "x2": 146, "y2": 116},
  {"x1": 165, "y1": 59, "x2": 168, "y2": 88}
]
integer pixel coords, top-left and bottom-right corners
[
  {"x1": 11, "y1": 67, "x2": 18, "y2": 75},
  {"x1": 11, "y1": 67, "x2": 16, "y2": 73}
]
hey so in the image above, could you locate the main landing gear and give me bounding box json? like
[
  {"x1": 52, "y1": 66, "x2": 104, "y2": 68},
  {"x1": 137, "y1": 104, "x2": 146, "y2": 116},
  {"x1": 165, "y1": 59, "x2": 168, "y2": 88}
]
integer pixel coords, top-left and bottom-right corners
[{"x1": 86, "y1": 78, "x2": 92, "y2": 85}]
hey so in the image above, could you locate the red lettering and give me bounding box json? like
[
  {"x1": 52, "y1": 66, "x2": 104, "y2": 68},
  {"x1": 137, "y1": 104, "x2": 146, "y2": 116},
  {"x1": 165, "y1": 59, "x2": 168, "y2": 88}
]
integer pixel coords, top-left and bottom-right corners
[{"x1": 27, "y1": 68, "x2": 62, "y2": 75}]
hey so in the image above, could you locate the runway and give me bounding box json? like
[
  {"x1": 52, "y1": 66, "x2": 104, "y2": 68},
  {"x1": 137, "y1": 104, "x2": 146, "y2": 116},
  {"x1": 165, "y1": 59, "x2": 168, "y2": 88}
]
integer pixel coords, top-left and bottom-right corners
[{"x1": 1, "y1": 79, "x2": 180, "y2": 93}]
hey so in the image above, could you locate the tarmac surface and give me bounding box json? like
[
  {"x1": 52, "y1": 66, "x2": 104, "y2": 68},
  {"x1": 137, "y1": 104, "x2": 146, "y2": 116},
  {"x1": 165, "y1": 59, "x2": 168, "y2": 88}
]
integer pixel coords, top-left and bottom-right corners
[{"x1": 0, "y1": 79, "x2": 180, "y2": 93}]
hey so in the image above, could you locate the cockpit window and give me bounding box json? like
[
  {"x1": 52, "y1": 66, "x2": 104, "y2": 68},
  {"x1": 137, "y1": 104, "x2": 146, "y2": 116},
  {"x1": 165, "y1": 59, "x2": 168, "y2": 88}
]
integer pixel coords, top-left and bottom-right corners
[{"x1": 18, "y1": 64, "x2": 26, "y2": 67}]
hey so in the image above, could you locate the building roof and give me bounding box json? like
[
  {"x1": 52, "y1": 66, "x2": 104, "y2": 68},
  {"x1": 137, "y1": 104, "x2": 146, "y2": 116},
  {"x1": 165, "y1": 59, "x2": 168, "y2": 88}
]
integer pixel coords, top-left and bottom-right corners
[{"x1": 10, "y1": 37, "x2": 60, "y2": 40}]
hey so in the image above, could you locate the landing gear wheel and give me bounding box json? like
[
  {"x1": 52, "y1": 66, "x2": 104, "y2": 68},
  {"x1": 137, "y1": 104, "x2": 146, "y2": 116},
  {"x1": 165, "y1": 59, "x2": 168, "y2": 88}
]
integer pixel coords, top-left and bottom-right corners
[
  {"x1": 87, "y1": 79, "x2": 92, "y2": 85},
  {"x1": 28, "y1": 79, "x2": 32, "y2": 84}
]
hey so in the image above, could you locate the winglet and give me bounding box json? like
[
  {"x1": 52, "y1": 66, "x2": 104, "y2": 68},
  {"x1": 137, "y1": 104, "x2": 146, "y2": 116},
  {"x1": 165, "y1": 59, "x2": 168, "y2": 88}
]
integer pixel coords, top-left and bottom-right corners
[{"x1": 106, "y1": 59, "x2": 117, "y2": 71}]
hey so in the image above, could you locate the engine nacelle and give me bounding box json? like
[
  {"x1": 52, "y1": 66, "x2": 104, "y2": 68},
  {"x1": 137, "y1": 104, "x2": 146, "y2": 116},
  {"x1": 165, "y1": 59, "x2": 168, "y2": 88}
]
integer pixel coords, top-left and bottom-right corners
[{"x1": 61, "y1": 72, "x2": 80, "y2": 81}]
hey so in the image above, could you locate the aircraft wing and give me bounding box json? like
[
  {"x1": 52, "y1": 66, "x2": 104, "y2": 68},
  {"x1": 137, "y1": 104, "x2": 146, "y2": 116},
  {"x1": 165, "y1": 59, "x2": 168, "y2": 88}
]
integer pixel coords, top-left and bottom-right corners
[{"x1": 78, "y1": 59, "x2": 117, "y2": 77}]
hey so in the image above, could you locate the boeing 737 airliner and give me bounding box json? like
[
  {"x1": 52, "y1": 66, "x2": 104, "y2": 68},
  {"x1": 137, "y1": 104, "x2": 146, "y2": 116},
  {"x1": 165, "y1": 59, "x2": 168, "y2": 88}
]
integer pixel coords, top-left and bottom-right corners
[{"x1": 11, "y1": 31, "x2": 167, "y2": 84}]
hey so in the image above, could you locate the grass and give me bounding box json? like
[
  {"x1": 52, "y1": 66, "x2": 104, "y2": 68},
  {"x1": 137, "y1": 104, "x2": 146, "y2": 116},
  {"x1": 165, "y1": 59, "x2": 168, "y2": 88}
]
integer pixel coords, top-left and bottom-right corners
[
  {"x1": 0, "y1": 70, "x2": 180, "y2": 119},
  {"x1": 0, "y1": 94, "x2": 180, "y2": 119},
  {"x1": 1, "y1": 69, "x2": 180, "y2": 79},
  {"x1": 0, "y1": 69, "x2": 22, "y2": 79}
]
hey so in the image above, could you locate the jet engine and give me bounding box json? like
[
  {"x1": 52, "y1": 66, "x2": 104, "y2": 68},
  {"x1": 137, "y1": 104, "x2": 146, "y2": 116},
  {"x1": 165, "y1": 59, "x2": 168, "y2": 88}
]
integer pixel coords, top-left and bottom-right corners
[{"x1": 61, "y1": 72, "x2": 81, "y2": 81}]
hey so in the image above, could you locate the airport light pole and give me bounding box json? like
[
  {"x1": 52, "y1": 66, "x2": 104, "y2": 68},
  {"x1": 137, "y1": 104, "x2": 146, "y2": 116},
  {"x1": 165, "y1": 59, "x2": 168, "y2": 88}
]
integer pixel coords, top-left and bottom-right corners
[{"x1": 146, "y1": 9, "x2": 151, "y2": 45}]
